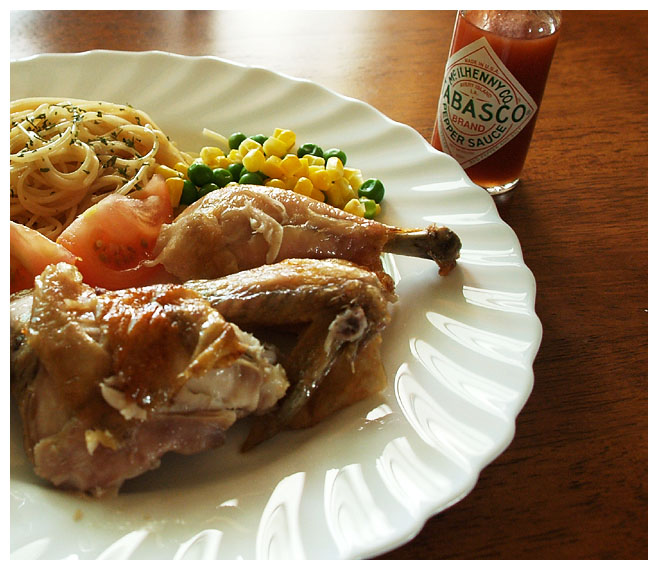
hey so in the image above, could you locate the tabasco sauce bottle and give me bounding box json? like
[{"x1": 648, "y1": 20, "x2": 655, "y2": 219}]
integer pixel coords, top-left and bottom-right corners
[{"x1": 431, "y1": 10, "x2": 561, "y2": 194}]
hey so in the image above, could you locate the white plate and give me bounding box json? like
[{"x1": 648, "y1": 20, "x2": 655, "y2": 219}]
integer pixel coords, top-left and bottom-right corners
[{"x1": 10, "y1": 50, "x2": 542, "y2": 560}]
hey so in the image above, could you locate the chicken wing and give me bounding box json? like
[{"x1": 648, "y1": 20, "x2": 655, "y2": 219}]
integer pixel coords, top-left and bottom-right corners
[
  {"x1": 10, "y1": 262, "x2": 288, "y2": 495},
  {"x1": 186, "y1": 258, "x2": 397, "y2": 449},
  {"x1": 151, "y1": 184, "x2": 461, "y2": 281}
]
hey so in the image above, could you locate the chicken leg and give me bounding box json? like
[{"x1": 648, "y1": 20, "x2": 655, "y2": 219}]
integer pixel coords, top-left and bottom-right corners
[{"x1": 151, "y1": 184, "x2": 461, "y2": 281}]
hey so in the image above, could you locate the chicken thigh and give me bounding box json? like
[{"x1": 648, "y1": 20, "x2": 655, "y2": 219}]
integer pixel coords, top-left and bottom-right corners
[{"x1": 151, "y1": 184, "x2": 461, "y2": 280}]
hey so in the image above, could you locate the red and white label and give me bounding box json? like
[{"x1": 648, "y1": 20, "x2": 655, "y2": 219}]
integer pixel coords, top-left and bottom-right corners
[{"x1": 436, "y1": 37, "x2": 537, "y2": 169}]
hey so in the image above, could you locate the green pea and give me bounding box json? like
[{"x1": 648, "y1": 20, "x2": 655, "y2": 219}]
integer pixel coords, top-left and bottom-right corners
[
  {"x1": 359, "y1": 197, "x2": 378, "y2": 219},
  {"x1": 249, "y1": 134, "x2": 268, "y2": 145},
  {"x1": 323, "y1": 148, "x2": 347, "y2": 165},
  {"x1": 180, "y1": 179, "x2": 199, "y2": 205},
  {"x1": 239, "y1": 172, "x2": 265, "y2": 185},
  {"x1": 198, "y1": 182, "x2": 220, "y2": 197},
  {"x1": 187, "y1": 162, "x2": 213, "y2": 187},
  {"x1": 358, "y1": 178, "x2": 385, "y2": 203},
  {"x1": 228, "y1": 162, "x2": 244, "y2": 181},
  {"x1": 228, "y1": 132, "x2": 247, "y2": 150},
  {"x1": 297, "y1": 143, "x2": 324, "y2": 159},
  {"x1": 212, "y1": 168, "x2": 233, "y2": 188}
]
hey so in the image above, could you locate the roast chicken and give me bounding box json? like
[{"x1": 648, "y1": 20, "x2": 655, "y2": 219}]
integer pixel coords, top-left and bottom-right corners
[
  {"x1": 187, "y1": 257, "x2": 396, "y2": 449},
  {"x1": 10, "y1": 258, "x2": 395, "y2": 494},
  {"x1": 10, "y1": 183, "x2": 461, "y2": 495},
  {"x1": 10, "y1": 262, "x2": 289, "y2": 495},
  {"x1": 151, "y1": 184, "x2": 461, "y2": 280}
]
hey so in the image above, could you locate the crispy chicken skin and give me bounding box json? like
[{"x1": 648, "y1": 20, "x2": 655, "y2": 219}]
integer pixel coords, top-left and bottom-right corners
[
  {"x1": 10, "y1": 178, "x2": 461, "y2": 495},
  {"x1": 10, "y1": 263, "x2": 288, "y2": 495},
  {"x1": 152, "y1": 185, "x2": 461, "y2": 280},
  {"x1": 10, "y1": 258, "x2": 397, "y2": 492},
  {"x1": 187, "y1": 258, "x2": 396, "y2": 449},
  {"x1": 187, "y1": 257, "x2": 396, "y2": 329}
]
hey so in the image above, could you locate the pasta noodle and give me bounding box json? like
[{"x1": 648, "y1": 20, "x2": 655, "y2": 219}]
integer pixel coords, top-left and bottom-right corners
[{"x1": 10, "y1": 98, "x2": 192, "y2": 238}]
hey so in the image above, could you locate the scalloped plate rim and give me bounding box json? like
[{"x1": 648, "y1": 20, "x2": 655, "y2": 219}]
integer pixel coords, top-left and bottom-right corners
[{"x1": 10, "y1": 49, "x2": 542, "y2": 560}]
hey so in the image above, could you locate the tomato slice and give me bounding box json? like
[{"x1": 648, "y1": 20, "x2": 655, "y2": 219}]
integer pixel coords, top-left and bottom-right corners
[
  {"x1": 10, "y1": 221, "x2": 78, "y2": 294},
  {"x1": 57, "y1": 175, "x2": 173, "y2": 290}
]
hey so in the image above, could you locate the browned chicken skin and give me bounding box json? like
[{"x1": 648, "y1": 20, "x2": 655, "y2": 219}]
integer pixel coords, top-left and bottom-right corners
[
  {"x1": 188, "y1": 258, "x2": 397, "y2": 449},
  {"x1": 152, "y1": 184, "x2": 461, "y2": 280},
  {"x1": 10, "y1": 186, "x2": 457, "y2": 494},
  {"x1": 10, "y1": 263, "x2": 288, "y2": 495},
  {"x1": 10, "y1": 258, "x2": 396, "y2": 493}
]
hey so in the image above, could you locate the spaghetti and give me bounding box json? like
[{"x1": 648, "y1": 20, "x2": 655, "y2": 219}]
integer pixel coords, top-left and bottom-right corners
[{"x1": 10, "y1": 98, "x2": 192, "y2": 238}]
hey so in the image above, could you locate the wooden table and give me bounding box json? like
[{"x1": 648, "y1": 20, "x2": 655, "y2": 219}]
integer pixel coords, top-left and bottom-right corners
[{"x1": 10, "y1": 10, "x2": 648, "y2": 560}]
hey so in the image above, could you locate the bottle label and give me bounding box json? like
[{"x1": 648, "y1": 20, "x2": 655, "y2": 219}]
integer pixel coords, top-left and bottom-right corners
[{"x1": 437, "y1": 37, "x2": 537, "y2": 169}]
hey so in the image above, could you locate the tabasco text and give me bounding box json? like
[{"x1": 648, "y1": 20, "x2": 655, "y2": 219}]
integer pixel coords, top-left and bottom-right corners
[{"x1": 432, "y1": 10, "x2": 561, "y2": 194}]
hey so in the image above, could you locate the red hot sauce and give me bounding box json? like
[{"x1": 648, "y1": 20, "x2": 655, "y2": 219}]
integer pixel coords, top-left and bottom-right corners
[{"x1": 431, "y1": 10, "x2": 561, "y2": 193}]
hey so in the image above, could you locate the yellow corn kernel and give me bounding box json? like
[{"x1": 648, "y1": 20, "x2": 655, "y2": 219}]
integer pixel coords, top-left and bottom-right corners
[
  {"x1": 215, "y1": 156, "x2": 232, "y2": 169},
  {"x1": 344, "y1": 167, "x2": 364, "y2": 190},
  {"x1": 227, "y1": 149, "x2": 243, "y2": 163},
  {"x1": 293, "y1": 176, "x2": 314, "y2": 197},
  {"x1": 281, "y1": 154, "x2": 304, "y2": 177},
  {"x1": 297, "y1": 157, "x2": 310, "y2": 178},
  {"x1": 344, "y1": 198, "x2": 366, "y2": 217},
  {"x1": 283, "y1": 176, "x2": 299, "y2": 190},
  {"x1": 200, "y1": 146, "x2": 225, "y2": 165},
  {"x1": 305, "y1": 154, "x2": 325, "y2": 167},
  {"x1": 308, "y1": 167, "x2": 333, "y2": 191},
  {"x1": 174, "y1": 161, "x2": 189, "y2": 176},
  {"x1": 261, "y1": 155, "x2": 285, "y2": 179},
  {"x1": 343, "y1": 167, "x2": 361, "y2": 178},
  {"x1": 165, "y1": 177, "x2": 184, "y2": 208},
  {"x1": 325, "y1": 156, "x2": 344, "y2": 177},
  {"x1": 265, "y1": 178, "x2": 288, "y2": 189},
  {"x1": 242, "y1": 148, "x2": 266, "y2": 172},
  {"x1": 155, "y1": 164, "x2": 181, "y2": 179},
  {"x1": 310, "y1": 187, "x2": 326, "y2": 202},
  {"x1": 273, "y1": 128, "x2": 296, "y2": 149},
  {"x1": 263, "y1": 136, "x2": 289, "y2": 157},
  {"x1": 324, "y1": 183, "x2": 347, "y2": 208},
  {"x1": 324, "y1": 166, "x2": 342, "y2": 184},
  {"x1": 238, "y1": 137, "x2": 262, "y2": 156},
  {"x1": 335, "y1": 177, "x2": 356, "y2": 201},
  {"x1": 375, "y1": 203, "x2": 382, "y2": 216}
]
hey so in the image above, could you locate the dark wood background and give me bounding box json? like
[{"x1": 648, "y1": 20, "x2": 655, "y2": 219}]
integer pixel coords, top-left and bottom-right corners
[{"x1": 10, "y1": 10, "x2": 648, "y2": 559}]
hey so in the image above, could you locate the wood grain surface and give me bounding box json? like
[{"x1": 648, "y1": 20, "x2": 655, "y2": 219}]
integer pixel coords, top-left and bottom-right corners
[{"x1": 10, "y1": 10, "x2": 648, "y2": 560}]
